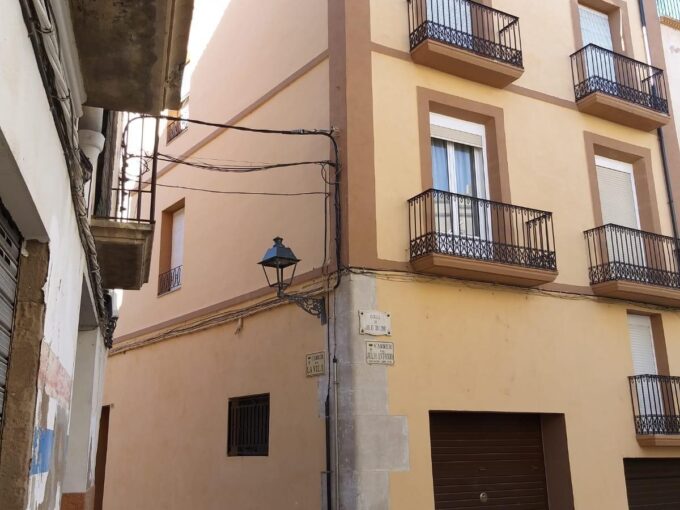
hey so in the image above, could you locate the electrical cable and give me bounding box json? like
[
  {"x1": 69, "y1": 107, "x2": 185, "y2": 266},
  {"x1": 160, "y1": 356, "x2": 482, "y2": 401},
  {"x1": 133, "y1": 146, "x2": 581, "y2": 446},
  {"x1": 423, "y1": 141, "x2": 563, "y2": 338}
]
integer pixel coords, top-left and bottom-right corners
[{"x1": 156, "y1": 183, "x2": 328, "y2": 197}]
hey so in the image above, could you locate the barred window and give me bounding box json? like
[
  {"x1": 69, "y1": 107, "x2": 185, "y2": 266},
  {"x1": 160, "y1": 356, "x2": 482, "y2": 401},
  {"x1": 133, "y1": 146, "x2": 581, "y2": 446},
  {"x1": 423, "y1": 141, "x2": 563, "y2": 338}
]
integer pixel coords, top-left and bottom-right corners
[{"x1": 227, "y1": 394, "x2": 270, "y2": 456}]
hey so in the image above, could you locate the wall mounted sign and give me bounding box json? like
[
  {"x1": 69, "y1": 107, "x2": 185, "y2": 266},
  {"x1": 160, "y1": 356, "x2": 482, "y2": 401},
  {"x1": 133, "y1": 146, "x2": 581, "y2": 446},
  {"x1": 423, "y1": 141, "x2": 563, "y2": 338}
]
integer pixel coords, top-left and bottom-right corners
[
  {"x1": 366, "y1": 341, "x2": 394, "y2": 366},
  {"x1": 306, "y1": 351, "x2": 326, "y2": 377},
  {"x1": 359, "y1": 310, "x2": 392, "y2": 336}
]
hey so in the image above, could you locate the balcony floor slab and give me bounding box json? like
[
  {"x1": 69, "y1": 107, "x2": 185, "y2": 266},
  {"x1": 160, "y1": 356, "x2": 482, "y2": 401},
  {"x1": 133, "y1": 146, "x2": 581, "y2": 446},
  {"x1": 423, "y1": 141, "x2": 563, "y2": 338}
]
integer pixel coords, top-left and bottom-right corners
[
  {"x1": 591, "y1": 280, "x2": 680, "y2": 307},
  {"x1": 637, "y1": 435, "x2": 680, "y2": 447},
  {"x1": 410, "y1": 39, "x2": 523, "y2": 88},
  {"x1": 411, "y1": 253, "x2": 558, "y2": 287},
  {"x1": 90, "y1": 219, "x2": 154, "y2": 290},
  {"x1": 576, "y1": 92, "x2": 669, "y2": 132}
]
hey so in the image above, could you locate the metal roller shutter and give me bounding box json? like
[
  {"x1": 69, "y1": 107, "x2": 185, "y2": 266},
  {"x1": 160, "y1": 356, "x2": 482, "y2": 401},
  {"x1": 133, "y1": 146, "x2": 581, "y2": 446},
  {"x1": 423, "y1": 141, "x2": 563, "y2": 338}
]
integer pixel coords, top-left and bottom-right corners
[
  {"x1": 0, "y1": 205, "x2": 21, "y2": 434},
  {"x1": 429, "y1": 412, "x2": 549, "y2": 509},
  {"x1": 624, "y1": 458, "x2": 680, "y2": 509}
]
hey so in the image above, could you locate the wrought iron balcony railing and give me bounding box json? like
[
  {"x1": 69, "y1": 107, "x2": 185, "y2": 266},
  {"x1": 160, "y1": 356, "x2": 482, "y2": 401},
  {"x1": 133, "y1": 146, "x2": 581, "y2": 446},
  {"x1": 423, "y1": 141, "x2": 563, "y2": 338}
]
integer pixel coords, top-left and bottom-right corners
[
  {"x1": 570, "y1": 44, "x2": 669, "y2": 114},
  {"x1": 93, "y1": 114, "x2": 157, "y2": 225},
  {"x1": 408, "y1": 189, "x2": 556, "y2": 270},
  {"x1": 166, "y1": 117, "x2": 188, "y2": 143},
  {"x1": 158, "y1": 265, "x2": 182, "y2": 295},
  {"x1": 629, "y1": 375, "x2": 680, "y2": 435},
  {"x1": 658, "y1": 0, "x2": 680, "y2": 21},
  {"x1": 585, "y1": 224, "x2": 680, "y2": 288},
  {"x1": 407, "y1": 0, "x2": 522, "y2": 68}
]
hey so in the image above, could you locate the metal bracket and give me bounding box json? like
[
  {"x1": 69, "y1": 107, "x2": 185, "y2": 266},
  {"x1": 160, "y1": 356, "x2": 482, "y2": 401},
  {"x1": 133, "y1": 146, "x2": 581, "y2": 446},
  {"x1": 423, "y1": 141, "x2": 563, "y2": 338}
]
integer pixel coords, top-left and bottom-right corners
[{"x1": 279, "y1": 290, "x2": 327, "y2": 324}]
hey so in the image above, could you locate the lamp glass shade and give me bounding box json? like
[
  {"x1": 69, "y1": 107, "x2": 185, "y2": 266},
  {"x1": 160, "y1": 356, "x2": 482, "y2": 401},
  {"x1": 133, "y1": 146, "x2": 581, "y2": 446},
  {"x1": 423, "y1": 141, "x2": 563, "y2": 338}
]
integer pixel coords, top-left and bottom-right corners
[{"x1": 258, "y1": 237, "x2": 300, "y2": 289}]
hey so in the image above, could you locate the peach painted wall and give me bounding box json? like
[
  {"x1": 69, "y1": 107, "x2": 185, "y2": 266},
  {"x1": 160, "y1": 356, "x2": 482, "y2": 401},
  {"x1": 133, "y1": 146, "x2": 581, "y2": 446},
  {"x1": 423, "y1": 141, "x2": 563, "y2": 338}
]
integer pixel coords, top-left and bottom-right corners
[
  {"x1": 103, "y1": 304, "x2": 326, "y2": 510},
  {"x1": 115, "y1": 0, "x2": 330, "y2": 339}
]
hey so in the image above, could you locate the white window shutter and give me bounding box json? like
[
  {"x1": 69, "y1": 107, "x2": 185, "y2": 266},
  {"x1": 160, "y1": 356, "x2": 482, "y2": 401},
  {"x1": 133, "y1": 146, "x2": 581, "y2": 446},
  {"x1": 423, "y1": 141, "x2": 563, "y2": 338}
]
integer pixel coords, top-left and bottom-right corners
[
  {"x1": 596, "y1": 165, "x2": 639, "y2": 229},
  {"x1": 628, "y1": 314, "x2": 658, "y2": 376},
  {"x1": 171, "y1": 208, "x2": 185, "y2": 270},
  {"x1": 579, "y1": 6, "x2": 614, "y2": 50}
]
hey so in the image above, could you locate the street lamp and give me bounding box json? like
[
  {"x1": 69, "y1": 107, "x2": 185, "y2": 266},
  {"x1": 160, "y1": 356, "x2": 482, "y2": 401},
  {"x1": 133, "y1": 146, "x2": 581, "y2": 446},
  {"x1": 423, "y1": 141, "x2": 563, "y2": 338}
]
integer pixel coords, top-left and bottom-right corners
[{"x1": 259, "y1": 237, "x2": 326, "y2": 323}]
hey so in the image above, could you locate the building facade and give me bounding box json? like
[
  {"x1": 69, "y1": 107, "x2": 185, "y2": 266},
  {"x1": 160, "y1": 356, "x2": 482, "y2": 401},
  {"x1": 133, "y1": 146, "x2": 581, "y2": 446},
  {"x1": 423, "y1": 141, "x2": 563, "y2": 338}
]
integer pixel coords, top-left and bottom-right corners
[
  {"x1": 105, "y1": 0, "x2": 680, "y2": 508},
  {"x1": 0, "y1": 1, "x2": 192, "y2": 509}
]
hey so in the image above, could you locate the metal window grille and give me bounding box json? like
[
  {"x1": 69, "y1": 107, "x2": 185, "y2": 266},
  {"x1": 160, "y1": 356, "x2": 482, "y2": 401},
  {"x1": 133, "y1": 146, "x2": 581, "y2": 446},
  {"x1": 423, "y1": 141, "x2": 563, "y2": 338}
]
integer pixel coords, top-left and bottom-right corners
[
  {"x1": 406, "y1": 0, "x2": 523, "y2": 68},
  {"x1": 570, "y1": 44, "x2": 669, "y2": 114},
  {"x1": 629, "y1": 375, "x2": 680, "y2": 435},
  {"x1": 408, "y1": 189, "x2": 557, "y2": 270},
  {"x1": 228, "y1": 394, "x2": 270, "y2": 456}
]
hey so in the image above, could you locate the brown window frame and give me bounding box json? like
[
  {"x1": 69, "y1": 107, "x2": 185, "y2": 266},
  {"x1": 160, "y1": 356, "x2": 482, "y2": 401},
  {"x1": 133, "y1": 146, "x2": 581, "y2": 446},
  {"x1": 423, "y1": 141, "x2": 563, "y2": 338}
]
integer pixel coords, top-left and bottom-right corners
[
  {"x1": 583, "y1": 132, "x2": 661, "y2": 233},
  {"x1": 570, "y1": 0, "x2": 634, "y2": 56},
  {"x1": 227, "y1": 393, "x2": 270, "y2": 457}
]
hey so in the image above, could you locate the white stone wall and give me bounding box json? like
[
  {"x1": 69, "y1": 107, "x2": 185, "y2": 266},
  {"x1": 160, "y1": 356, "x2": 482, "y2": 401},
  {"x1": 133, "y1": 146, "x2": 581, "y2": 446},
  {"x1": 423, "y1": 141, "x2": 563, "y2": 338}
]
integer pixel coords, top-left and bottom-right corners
[{"x1": 0, "y1": 1, "x2": 105, "y2": 508}]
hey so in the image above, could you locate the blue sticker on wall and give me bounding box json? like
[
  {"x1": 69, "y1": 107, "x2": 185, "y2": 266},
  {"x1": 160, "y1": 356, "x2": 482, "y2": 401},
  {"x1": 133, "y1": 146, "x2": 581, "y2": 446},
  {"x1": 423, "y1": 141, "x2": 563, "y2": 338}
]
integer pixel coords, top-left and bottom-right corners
[{"x1": 29, "y1": 428, "x2": 54, "y2": 475}]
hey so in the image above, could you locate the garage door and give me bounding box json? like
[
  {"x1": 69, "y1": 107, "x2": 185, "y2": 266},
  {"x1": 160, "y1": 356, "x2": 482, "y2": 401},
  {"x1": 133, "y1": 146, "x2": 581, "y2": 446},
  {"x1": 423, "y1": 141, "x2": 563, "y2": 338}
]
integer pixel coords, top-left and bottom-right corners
[
  {"x1": 430, "y1": 412, "x2": 549, "y2": 509},
  {"x1": 624, "y1": 458, "x2": 680, "y2": 509},
  {"x1": 0, "y1": 205, "x2": 21, "y2": 435}
]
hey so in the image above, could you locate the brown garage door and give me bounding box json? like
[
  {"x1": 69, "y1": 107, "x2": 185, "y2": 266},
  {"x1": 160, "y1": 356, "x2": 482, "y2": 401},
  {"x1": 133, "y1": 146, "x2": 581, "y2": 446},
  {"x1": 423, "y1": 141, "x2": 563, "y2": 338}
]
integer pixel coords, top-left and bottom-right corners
[
  {"x1": 624, "y1": 458, "x2": 680, "y2": 509},
  {"x1": 430, "y1": 412, "x2": 549, "y2": 509}
]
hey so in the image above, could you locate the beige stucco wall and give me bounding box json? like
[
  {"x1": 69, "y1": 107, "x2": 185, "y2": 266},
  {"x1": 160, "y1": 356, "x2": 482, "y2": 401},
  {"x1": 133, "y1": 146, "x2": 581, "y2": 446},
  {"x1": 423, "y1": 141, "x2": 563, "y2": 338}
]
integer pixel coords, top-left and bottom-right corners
[
  {"x1": 374, "y1": 276, "x2": 680, "y2": 509},
  {"x1": 103, "y1": 303, "x2": 326, "y2": 510}
]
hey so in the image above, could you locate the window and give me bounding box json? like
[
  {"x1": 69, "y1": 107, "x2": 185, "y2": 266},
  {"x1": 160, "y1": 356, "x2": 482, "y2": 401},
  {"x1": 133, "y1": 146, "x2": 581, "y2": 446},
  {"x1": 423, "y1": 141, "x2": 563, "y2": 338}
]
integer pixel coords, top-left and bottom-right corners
[
  {"x1": 595, "y1": 156, "x2": 640, "y2": 229},
  {"x1": 227, "y1": 394, "x2": 270, "y2": 456},
  {"x1": 430, "y1": 113, "x2": 490, "y2": 242},
  {"x1": 158, "y1": 201, "x2": 184, "y2": 295}
]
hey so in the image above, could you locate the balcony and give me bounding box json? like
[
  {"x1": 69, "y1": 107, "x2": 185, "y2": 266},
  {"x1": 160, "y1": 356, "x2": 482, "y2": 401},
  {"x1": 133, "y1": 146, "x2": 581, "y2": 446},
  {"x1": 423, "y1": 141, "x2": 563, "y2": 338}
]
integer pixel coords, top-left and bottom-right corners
[
  {"x1": 570, "y1": 45, "x2": 670, "y2": 131},
  {"x1": 158, "y1": 266, "x2": 182, "y2": 296},
  {"x1": 407, "y1": 0, "x2": 523, "y2": 87},
  {"x1": 69, "y1": 0, "x2": 193, "y2": 114},
  {"x1": 408, "y1": 189, "x2": 558, "y2": 286},
  {"x1": 629, "y1": 375, "x2": 680, "y2": 446},
  {"x1": 658, "y1": 0, "x2": 680, "y2": 27},
  {"x1": 90, "y1": 116, "x2": 157, "y2": 291},
  {"x1": 585, "y1": 224, "x2": 680, "y2": 306}
]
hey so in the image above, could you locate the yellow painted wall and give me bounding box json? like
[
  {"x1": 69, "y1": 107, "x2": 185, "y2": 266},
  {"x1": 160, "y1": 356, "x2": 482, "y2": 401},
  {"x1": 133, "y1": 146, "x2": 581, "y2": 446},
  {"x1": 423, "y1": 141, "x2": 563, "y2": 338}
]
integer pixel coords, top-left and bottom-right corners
[
  {"x1": 103, "y1": 304, "x2": 326, "y2": 510},
  {"x1": 374, "y1": 276, "x2": 680, "y2": 508}
]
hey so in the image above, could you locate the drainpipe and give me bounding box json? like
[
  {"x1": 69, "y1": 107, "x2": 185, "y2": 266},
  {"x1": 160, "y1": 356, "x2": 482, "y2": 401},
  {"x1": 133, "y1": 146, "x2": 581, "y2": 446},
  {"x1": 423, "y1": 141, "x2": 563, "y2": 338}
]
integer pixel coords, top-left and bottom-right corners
[
  {"x1": 78, "y1": 107, "x2": 106, "y2": 215},
  {"x1": 637, "y1": 0, "x2": 680, "y2": 250}
]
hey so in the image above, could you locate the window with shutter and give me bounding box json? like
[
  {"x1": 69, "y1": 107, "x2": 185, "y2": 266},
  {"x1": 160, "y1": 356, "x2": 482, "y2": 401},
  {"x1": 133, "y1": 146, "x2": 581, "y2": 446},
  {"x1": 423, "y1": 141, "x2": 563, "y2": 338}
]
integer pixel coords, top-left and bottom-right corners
[
  {"x1": 628, "y1": 314, "x2": 658, "y2": 376},
  {"x1": 595, "y1": 156, "x2": 640, "y2": 229}
]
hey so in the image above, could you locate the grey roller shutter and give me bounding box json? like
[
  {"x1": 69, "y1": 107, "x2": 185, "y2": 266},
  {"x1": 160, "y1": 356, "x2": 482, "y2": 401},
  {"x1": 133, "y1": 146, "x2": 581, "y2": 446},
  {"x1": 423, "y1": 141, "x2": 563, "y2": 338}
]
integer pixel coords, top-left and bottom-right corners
[{"x1": 0, "y1": 206, "x2": 21, "y2": 434}]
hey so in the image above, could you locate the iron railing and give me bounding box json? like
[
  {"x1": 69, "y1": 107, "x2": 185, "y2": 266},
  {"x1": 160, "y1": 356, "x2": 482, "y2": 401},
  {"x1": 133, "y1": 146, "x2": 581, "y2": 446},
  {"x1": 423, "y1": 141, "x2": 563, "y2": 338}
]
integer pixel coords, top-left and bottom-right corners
[
  {"x1": 584, "y1": 224, "x2": 680, "y2": 288},
  {"x1": 166, "y1": 98, "x2": 189, "y2": 143},
  {"x1": 407, "y1": 0, "x2": 522, "y2": 67},
  {"x1": 157, "y1": 266, "x2": 182, "y2": 295},
  {"x1": 570, "y1": 44, "x2": 669, "y2": 114},
  {"x1": 228, "y1": 394, "x2": 270, "y2": 456},
  {"x1": 408, "y1": 189, "x2": 557, "y2": 270},
  {"x1": 93, "y1": 113, "x2": 158, "y2": 224},
  {"x1": 166, "y1": 117, "x2": 188, "y2": 143},
  {"x1": 629, "y1": 375, "x2": 680, "y2": 435},
  {"x1": 658, "y1": 0, "x2": 680, "y2": 21}
]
